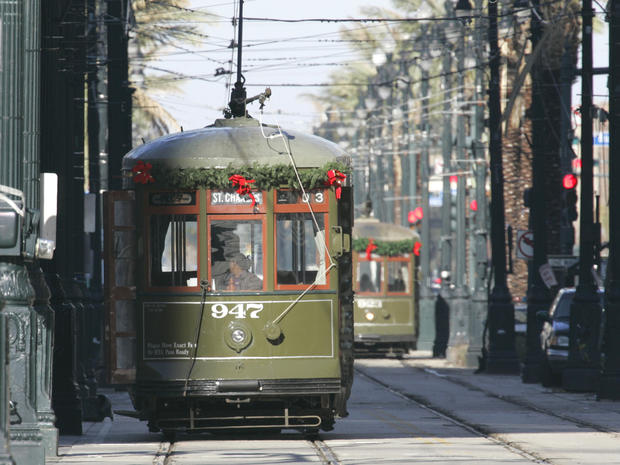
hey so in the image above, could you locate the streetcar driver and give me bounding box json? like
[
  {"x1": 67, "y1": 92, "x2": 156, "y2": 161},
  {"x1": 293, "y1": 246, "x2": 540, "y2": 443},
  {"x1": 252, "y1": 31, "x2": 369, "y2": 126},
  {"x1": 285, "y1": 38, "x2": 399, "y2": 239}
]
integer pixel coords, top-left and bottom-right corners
[{"x1": 222, "y1": 252, "x2": 263, "y2": 291}]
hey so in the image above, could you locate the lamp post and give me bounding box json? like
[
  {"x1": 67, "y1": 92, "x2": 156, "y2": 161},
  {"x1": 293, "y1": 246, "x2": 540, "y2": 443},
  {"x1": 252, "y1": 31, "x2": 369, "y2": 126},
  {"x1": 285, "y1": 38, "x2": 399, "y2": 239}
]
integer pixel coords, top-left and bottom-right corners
[
  {"x1": 599, "y1": 0, "x2": 620, "y2": 399},
  {"x1": 522, "y1": 0, "x2": 548, "y2": 383},
  {"x1": 485, "y1": 0, "x2": 520, "y2": 373},
  {"x1": 562, "y1": 0, "x2": 602, "y2": 392},
  {"x1": 438, "y1": 19, "x2": 455, "y2": 359},
  {"x1": 416, "y1": 2, "x2": 436, "y2": 353},
  {"x1": 447, "y1": 0, "x2": 472, "y2": 366},
  {"x1": 466, "y1": 0, "x2": 489, "y2": 368}
]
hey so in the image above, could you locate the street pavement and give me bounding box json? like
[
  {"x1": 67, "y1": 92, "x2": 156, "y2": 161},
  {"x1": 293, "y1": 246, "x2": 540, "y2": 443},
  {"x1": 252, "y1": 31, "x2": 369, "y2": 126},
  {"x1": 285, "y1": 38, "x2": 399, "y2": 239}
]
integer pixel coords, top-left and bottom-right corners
[{"x1": 46, "y1": 351, "x2": 620, "y2": 464}]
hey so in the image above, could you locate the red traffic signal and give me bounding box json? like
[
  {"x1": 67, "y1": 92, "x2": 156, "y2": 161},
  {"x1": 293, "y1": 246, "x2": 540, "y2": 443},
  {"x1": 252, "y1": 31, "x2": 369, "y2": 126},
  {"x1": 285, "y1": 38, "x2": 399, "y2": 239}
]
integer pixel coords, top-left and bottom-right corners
[
  {"x1": 413, "y1": 241, "x2": 421, "y2": 256},
  {"x1": 408, "y1": 207, "x2": 424, "y2": 223},
  {"x1": 469, "y1": 199, "x2": 478, "y2": 211},
  {"x1": 562, "y1": 173, "x2": 578, "y2": 190}
]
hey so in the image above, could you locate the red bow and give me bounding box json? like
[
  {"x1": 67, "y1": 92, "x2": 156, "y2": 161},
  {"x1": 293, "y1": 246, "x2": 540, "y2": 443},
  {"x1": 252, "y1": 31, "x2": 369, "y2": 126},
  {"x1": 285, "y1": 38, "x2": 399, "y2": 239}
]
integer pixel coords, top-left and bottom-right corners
[
  {"x1": 229, "y1": 174, "x2": 256, "y2": 206},
  {"x1": 325, "y1": 169, "x2": 346, "y2": 199},
  {"x1": 365, "y1": 239, "x2": 378, "y2": 260},
  {"x1": 413, "y1": 241, "x2": 421, "y2": 257},
  {"x1": 132, "y1": 160, "x2": 154, "y2": 184}
]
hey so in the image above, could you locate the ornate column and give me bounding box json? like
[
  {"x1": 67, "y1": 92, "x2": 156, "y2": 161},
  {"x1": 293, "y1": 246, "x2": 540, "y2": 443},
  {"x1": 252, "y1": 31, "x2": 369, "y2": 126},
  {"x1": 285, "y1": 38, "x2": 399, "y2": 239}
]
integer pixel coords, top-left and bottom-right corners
[
  {"x1": 27, "y1": 266, "x2": 56, "y2": 456},
  {"x1": 2, "y1": 263, "x2": 44, "y2": 464}
]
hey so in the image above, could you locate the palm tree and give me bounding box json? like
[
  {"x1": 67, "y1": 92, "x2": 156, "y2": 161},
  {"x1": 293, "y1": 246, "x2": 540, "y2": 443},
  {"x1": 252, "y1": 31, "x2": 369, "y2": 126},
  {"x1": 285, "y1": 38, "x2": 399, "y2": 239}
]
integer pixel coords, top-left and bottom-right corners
[{"x1": 129, "y1": 0, "x2": 213, "y2": 144}]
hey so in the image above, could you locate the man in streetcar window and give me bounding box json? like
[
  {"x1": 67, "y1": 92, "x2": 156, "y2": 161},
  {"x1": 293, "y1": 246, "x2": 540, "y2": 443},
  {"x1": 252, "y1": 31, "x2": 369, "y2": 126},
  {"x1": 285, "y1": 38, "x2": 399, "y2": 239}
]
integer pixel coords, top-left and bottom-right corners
[{"x1": 221, "y1": 252, "x2": 263, "y2": 291}]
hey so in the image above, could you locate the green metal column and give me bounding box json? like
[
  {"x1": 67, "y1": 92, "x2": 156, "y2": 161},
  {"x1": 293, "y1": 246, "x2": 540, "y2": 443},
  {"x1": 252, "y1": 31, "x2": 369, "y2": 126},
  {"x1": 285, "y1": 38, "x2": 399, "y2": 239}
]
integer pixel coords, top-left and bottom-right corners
[
  {"x1": 418, "y1": 66, "x2": 436, "y2": 353},
  {"x1": 23, "y1": 0, "x2": 57, "y2": 456},
  {"x1": 563, "y1": 0, "x2": 602, "y2": 392},
  {"x1": 447, "y1": 18, "x2": 470, "y2": 366},
  {"x1": 438, "y1": 34, "x2": 454, "y2": 356},
  {"x1": 1, "y1": 0, "x2": 45, "y2": 462},
  {"x1": 466, "y1": 0, "x2": 489, "y2": 368},
  {"x1": 599, "y1": 0, "x2": 620, "y2": 399}
]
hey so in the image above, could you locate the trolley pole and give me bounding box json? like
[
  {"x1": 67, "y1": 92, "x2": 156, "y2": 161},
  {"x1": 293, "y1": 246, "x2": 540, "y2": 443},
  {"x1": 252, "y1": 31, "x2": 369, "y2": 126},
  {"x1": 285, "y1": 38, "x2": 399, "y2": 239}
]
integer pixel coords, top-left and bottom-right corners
[
  {"x1": 522, "y1": 0, "x2": 549, "y2": 383},
  {"x1": 563, "y1": 0, "x2": 602, "y2": 392},
  {"x1": 438, "y1": 26, "x2": 454, "y2": 357},
  {"x1": 447, "y1": 14, "x2": 470, "y2": 366},
  {"x1": 484, "y1": 0, "x2": 520, "y2": 373},
  {"x1": 418, "y1": 64, "x2": 437, "y2": 353},
  {"x1": 599, "y1": 0, "x2": 620, "y2": 399},
  {"x1": 466, "y1": 0, "x2": 489, "y2": 368}
]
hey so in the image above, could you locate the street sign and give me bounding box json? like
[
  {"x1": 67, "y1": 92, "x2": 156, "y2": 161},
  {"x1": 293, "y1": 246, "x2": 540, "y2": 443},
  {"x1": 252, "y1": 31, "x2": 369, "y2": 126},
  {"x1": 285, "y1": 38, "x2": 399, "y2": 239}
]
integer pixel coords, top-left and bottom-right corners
[
  {"x1": 547, "y1": 255, "x2": 579, "y2": 268},
  {"x1": 516, "y1": 230, "x2": 533, "y2": 260},
  {"x1": 539, "y1": 263, "x2": 558, "y2": 288}
]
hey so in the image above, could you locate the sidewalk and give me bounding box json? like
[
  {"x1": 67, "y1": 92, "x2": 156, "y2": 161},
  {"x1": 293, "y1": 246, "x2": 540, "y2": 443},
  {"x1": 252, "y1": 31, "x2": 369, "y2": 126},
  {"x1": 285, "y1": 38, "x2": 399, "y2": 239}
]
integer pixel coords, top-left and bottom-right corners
[{"x1": 400, "y1": 350, "x2": 620, "y2": 433}]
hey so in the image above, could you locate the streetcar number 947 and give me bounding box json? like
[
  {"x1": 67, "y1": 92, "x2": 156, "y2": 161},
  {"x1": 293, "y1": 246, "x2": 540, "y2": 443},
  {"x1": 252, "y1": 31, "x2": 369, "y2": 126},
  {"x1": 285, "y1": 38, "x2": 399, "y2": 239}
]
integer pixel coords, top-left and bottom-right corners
[{"x1": 211, "y1": 303, "x2": 264, "y2": 319}]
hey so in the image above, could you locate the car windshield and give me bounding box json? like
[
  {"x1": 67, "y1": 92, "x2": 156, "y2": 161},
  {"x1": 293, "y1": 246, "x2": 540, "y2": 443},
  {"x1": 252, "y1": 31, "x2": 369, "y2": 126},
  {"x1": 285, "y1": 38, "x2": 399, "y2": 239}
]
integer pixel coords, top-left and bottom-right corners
[
  {"x1": 552, "y1": 290, "x2": 604, "y2": 319},
  {"x1": 553, "y1": 293, "x2": 573, "y2": 319}
]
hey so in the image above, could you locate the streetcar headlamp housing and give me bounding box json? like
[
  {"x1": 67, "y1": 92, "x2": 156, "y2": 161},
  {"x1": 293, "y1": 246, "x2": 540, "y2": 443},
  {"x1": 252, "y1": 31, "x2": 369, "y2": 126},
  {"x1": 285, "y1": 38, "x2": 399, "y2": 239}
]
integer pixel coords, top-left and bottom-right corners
[{"x1": 365, "y1": 311, "x2": 375, "y2": 321}]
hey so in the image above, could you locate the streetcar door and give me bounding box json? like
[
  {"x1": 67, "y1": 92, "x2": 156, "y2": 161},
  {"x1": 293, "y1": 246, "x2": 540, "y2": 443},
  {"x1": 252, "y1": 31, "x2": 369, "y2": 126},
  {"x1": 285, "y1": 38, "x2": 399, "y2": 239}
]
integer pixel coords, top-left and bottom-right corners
[{"x1": 103, "y1": 191, "x2": 137, "y2": 384}]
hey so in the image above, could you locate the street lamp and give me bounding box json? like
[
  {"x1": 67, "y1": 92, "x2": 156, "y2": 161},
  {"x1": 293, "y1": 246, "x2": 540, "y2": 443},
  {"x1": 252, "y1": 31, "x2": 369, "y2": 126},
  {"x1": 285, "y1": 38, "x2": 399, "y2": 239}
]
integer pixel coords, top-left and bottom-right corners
[
  {"x1": 484, "y1": 0, "x2": 520, "y2": 373},
  {"x1": 446, "y1": 0, "x2": 472, "y2": 366},
  {"x1": 415, "y1": 1, "x2": 437, "y2": 353}
]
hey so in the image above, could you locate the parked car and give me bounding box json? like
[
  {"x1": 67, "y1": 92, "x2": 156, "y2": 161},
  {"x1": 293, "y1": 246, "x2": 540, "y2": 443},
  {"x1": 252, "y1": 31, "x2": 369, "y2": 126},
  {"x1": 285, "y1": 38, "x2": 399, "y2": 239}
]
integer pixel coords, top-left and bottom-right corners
[{"x1": 538, "y1": 287, "x2": 604, "y2": 387}]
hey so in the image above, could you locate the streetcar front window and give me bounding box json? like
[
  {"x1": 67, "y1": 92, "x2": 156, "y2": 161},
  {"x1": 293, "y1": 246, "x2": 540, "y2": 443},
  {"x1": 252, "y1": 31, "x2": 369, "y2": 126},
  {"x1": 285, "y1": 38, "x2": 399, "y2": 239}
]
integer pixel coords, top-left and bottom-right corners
[
  {"x1": 357, "y1": 260, "x2": 382, "y2": 293},
  {"x1": 210, "y1": 220, "x2": 264, "y2": 292},
  {"x1": 276, "y1": 213, "x2": 326, "y2": 286},
  {"x1": 387, "y1": 260, "x2": 410, "y2": 293},
  {"x1": 149, "y1": 214, "x2": 198, "y2": 287}
]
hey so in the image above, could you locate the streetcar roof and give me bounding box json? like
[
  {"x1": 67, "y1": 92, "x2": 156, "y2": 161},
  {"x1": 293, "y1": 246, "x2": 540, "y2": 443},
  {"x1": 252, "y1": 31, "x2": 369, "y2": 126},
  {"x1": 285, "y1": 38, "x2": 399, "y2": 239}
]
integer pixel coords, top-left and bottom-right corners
[
  {"x1": 353, "y1": 217, "x2": 420, "y2": 242},
  {"x1": 123, "y1": 117, "x2": 350, "y2": 170}
]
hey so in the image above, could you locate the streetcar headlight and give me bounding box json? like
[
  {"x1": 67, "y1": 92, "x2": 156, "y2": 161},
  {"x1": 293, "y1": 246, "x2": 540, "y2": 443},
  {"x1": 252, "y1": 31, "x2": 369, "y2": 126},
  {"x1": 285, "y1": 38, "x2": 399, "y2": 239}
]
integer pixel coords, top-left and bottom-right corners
[
  {"x1": 231, "y1": 328, "x2": 247, "y2": 343},
  {"x1": 365, "y1": 311, "x2": 375, "y2": 321}
]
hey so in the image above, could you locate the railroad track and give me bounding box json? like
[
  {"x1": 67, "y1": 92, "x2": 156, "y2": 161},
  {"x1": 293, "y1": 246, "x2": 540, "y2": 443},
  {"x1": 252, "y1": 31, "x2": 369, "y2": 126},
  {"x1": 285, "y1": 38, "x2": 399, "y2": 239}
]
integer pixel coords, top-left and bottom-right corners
[
  {"x1": 152, "y1": 432, "x2": 344, "y2": 465},
  {"x1": 355, "y1": 367, "x2": 550, "y2": 464}
]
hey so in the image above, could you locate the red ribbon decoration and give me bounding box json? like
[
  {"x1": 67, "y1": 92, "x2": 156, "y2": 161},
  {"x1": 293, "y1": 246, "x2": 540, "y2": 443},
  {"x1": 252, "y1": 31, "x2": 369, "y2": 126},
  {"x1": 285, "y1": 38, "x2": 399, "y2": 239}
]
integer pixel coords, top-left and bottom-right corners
[
  {"x1": 325, "y1": 169, "x2": 346, "y2": 199},
  {"x1": 132, "y1": 160, "x2": 154, "y2": 184},
  {"x1": 413, "y1": 241, "x2": 422, "y2": 257},
  {"x1": 365, "y1": 239, "x2": 378, "y2": 260},
  {"x1": 229, "y1": 174, "x2": 257, "y2": 206}
]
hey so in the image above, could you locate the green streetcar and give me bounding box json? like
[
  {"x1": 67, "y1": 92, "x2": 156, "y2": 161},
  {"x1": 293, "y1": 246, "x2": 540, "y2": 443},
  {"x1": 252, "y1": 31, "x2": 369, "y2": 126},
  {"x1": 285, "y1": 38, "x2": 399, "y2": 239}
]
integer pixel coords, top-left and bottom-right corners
[
  {"x1": 352, "y1": 217, "x2": 421, "y2": 357},
  {"x1": 104, "y1": 117, "x2": 354, "y2": 435}
]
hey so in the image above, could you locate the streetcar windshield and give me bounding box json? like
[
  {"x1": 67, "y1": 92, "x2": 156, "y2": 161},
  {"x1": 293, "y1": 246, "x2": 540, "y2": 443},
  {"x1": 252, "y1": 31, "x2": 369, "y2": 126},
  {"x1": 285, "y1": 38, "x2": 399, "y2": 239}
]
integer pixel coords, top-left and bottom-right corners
[
  {"x1": 210, "y1": 219, "x2": 264, "y2": 292},
  {"x1": 149, "y1": 214, "x2": 198, "y2": 287},
  {"x1": 357, "y1": 260, "x2": 382, "y2": 293},
  {"x1": 387, "y1": 260, "x2": 410, "y2": 294},
  {"x1": 276, "y1": 213, "x2": 326, "y2": 286}
]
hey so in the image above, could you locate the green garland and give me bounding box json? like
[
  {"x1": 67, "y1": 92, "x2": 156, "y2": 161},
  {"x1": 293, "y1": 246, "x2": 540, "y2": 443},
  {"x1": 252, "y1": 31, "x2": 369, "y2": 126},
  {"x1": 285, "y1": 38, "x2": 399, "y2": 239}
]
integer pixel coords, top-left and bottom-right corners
[
  {"x1": 148, "y1": 161, "x2": 350, "y2": 191},
  {"x1": 352, "y1": 238, "x2": 416, "y2": 257}
]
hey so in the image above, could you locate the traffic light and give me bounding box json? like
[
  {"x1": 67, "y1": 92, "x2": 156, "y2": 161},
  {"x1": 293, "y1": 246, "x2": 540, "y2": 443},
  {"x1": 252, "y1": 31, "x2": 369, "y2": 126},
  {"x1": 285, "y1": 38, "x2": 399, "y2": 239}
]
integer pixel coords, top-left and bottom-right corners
[
  {"x1": 560, "y1": 173, "x2": 578, "y2": 253},
  {"x1": 562, "y1": 174, "x2": 578, "y2": 222}
]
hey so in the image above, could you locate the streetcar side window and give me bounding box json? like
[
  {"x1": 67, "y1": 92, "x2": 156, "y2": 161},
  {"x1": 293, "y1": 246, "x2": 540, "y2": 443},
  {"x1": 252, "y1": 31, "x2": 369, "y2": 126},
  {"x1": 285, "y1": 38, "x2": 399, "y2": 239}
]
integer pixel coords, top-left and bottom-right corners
[
  {"x1": 276, "y1": 213, "x2": 326, "y2": 286},
  {"x1": 356, "y1": 260, "x2": 382, "y2": 293},
  {"x1": 149, "y1": 214, "x2": 198, "y2": 287},
  {"x1": 210, "y1": 220, "x2": 264, "y2": 292},
  {"x1": 387, "y1": 260, "x2": 410, "y2": 293}
]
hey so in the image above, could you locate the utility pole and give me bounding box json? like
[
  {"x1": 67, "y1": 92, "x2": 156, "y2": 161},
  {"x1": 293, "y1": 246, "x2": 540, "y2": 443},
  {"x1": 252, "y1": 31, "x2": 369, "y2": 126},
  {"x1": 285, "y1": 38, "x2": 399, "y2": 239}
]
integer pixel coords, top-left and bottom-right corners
[
  {"x1": 418, "y1": 61, "x2": 436, "y2": 353},
  {"x1": 438, "y1": 25, "x2": 454, "y2": 358},
  {"x1": 599, "y1": 0, "x2": 620, "y2": 400},
  {"x1": 108, "y1": 0, "x2": 132, "y2": 190},
  {"x1": 484, "y1": 0, "x2": 520, "y2": 373},
  {"x1": 466, "y1": 0, "x2": 489, "y2": 368},
  {"x1": 563, "y1": 0, "x2": 602, "y2": 392},
  {"x1": 522, "y1": 0, "x2": 549, "y2": 383},
  {"x1": 447, "y1": 11, "x2": 471, "y2": 365}
]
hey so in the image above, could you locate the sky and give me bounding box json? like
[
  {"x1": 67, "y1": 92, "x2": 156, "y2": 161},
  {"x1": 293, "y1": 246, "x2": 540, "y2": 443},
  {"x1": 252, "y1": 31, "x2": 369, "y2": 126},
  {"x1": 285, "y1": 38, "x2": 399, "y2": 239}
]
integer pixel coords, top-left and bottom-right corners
[
  {"x1": 148, "y1": 1, "x2": 610, "y2": 134},
  {"x1": 149, "y1": 0, "x2": 395, "y2": 132}
]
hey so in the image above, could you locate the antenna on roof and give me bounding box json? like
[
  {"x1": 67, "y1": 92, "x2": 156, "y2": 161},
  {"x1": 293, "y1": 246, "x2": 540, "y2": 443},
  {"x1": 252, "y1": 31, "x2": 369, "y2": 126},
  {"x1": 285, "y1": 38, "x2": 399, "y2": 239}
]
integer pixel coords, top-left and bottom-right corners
[{"x1": 226, "y1": 0, "x2": 247, "y2": 118}]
